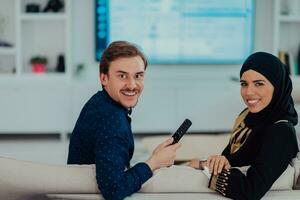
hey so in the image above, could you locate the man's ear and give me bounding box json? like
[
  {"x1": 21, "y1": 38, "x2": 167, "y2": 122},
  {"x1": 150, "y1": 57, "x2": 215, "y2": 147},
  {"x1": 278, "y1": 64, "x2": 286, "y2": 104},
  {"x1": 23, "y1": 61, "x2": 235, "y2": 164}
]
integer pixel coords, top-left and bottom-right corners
[{"x1": 100, "y1": 73, "x2": 108, "y2": 86}]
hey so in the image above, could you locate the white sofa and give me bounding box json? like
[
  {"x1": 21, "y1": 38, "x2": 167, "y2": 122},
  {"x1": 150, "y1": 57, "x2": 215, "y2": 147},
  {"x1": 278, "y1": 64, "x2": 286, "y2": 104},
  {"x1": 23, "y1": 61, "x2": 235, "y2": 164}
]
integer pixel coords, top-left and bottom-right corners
[{"x1": 0, "y1": 134, "x2": 300, "y2": 200}]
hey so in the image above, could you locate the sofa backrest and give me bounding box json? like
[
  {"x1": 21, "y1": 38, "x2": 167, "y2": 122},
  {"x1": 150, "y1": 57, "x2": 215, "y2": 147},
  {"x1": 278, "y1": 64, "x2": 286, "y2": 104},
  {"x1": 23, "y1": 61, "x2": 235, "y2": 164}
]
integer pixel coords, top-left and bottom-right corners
[
  {"x1": 0, "y1": 156, "x2": 99, "y2": 200},
  {"x1": 0, "y1": 155, "x2": 298, "y2": 200}
]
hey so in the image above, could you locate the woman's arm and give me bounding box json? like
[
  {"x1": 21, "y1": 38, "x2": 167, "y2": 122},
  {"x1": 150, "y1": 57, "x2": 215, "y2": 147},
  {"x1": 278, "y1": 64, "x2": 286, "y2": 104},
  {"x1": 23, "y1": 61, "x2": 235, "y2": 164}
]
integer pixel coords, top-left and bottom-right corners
[{"x1": 209, "y1": 123, "x2": 298, "y2": 200}]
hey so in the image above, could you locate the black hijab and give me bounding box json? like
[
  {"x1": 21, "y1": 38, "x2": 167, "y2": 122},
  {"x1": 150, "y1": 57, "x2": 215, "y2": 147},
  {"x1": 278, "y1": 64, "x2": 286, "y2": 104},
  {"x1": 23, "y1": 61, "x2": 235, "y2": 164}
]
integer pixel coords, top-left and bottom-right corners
[{"x1": 240, "y1": 52, "x2": 298, "y2": 128}]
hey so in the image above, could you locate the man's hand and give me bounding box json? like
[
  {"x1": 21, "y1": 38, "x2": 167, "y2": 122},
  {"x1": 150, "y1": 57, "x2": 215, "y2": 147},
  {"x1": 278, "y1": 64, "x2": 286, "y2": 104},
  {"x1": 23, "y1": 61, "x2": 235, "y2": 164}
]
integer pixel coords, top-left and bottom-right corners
[
  {"x1": 146, "y1": 138, "x2": 181, "y2": 171},
  {"x1": 207, "y1": 155, "x2": 231, "y2": 175}
]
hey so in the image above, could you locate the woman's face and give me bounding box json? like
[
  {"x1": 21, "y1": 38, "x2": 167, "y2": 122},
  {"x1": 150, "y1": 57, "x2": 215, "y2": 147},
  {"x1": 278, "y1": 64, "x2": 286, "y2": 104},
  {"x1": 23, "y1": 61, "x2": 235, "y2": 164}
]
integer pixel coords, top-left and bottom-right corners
[{"x1": 240, "y1": 70, "x2": 274, "y2": 113}]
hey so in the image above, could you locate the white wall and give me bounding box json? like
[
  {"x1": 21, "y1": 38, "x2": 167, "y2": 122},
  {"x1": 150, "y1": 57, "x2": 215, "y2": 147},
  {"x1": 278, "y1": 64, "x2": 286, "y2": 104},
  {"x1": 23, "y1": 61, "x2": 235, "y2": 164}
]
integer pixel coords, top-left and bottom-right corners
[
  {"x1": 68, "y1": 0, "x2": 277, "y2": 133},
  {"x1": 0, "y1": 0, "x2": 282, "y2": 134}
]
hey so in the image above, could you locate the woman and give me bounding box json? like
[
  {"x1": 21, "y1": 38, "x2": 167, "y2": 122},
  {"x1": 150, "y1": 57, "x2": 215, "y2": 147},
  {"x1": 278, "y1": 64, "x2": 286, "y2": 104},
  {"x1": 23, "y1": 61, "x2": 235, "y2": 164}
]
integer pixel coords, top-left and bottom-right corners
[{"x1": 188, "y1": 52, "x2": 299, "y2": 199}]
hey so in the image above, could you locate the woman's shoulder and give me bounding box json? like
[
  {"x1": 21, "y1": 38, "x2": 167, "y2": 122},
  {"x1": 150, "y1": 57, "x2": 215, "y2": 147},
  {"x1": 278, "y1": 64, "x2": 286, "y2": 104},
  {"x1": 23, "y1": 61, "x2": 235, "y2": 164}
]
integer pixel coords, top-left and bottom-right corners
[
  {"x1": 268, "y1": 120, "x2": 294, "y2": 131},
  {"x1": 263, "y1": 120, "x2": 299, "y2": 159},
  {"x1": 265, "y1": 120, "x2": 297, "y2": 144}
]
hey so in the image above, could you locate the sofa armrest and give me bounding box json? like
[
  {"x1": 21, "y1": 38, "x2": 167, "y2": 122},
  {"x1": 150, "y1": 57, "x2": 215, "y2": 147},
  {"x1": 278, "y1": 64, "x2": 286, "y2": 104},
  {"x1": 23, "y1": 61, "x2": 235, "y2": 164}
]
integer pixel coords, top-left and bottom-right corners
[{"x1": 291, "y1": 152, "x2": 300, "y2": 189}]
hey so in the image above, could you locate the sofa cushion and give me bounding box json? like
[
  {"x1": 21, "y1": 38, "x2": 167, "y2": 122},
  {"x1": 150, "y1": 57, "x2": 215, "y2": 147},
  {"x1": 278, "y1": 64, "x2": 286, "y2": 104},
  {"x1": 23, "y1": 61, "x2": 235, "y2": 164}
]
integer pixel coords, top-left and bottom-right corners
[
  {"x1": 47, "y1": 193, "x2": 228, "y2": 200},
  {"x1": 141, "y1": 165, "x2": 294, "y2": 193},
  {"x1": 291, "y1": 152, "x2": 300, "y2": 189},
  {"x1": 140, "y1": 165, "x2": 211, "y2": 193},
  {"x1": 47, "y1": 191, "x2": 300, "y2": 200}
]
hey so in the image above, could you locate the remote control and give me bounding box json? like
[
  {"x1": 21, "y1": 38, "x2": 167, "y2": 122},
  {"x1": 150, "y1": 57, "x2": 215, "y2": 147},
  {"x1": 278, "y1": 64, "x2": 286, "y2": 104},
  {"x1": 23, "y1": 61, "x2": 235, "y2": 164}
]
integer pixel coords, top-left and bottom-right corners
[{"x1": 171, "y1": 119, "x2": 192, "y2": 144}]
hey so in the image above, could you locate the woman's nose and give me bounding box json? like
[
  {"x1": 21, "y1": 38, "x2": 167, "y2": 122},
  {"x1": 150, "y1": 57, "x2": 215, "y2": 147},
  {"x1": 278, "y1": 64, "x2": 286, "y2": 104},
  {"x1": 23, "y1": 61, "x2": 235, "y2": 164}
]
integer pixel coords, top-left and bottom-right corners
[{"x1": 246, "y1": 85, "x2": 255, "y2": 95}]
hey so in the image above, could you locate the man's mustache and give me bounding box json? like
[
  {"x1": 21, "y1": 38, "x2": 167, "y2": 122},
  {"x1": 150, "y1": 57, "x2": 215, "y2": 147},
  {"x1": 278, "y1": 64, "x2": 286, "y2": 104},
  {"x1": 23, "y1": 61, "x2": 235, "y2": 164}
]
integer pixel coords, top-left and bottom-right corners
[{"x1": 121, "y1": 89, "x2": 139, "y2": 92}]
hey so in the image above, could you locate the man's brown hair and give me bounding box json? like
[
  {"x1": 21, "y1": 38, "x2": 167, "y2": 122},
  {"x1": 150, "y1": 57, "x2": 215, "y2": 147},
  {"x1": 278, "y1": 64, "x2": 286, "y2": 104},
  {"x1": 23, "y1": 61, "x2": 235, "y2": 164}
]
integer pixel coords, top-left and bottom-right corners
[{"x1": 99, "y1": 41, "x2": 148, "y2": 74}]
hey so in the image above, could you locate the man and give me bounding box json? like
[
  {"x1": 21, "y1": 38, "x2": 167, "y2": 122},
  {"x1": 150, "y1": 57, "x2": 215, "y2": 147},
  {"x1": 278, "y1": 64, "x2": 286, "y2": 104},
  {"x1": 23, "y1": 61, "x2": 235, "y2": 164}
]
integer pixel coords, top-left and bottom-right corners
[{"x1": 68, "y1": 41, "x2": 180, "y2": 200}]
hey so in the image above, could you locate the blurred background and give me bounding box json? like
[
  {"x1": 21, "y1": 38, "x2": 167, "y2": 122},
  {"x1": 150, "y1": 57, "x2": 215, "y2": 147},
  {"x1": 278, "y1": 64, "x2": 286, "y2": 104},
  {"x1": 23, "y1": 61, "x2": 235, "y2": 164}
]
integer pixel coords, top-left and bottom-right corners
[{"x1": 0, "y1": 0, "x2": 299, "y2": 165}]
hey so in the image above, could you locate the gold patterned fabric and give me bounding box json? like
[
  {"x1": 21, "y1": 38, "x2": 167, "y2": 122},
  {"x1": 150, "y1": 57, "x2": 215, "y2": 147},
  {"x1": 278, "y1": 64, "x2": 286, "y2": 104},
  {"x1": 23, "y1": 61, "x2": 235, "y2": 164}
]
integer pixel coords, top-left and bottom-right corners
[
  {"x1": 208, "y1": 111, "x2": 251, "y2": 195},
  {"x1": 229, "y1": 110, "x2": 252, "y2": 154}
]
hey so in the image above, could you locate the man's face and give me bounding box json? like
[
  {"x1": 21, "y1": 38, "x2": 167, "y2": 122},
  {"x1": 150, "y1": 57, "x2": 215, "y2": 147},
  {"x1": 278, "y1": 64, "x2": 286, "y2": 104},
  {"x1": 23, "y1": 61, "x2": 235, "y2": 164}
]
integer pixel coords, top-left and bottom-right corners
[{"x1": 100, "y1": 56, "x2": 145, "y2": 108}]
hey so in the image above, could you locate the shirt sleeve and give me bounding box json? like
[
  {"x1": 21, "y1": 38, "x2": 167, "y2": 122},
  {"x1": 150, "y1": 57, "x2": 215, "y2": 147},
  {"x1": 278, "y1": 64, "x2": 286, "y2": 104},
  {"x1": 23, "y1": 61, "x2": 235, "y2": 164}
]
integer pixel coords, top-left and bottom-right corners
[
  {"x1": 94, "y1": 115, "x2": 153, "y2": 200},
  {"x1": 222, "y1": 143, "x2": 252, "y2": 167},
  {"x1": 209, "y1": 123, "x2": 298, "y2": 200}
]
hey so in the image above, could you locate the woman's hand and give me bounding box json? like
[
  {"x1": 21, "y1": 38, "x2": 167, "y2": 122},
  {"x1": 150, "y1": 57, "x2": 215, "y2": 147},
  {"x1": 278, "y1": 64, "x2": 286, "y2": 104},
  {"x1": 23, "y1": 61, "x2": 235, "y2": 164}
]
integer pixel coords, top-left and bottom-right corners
[{"x1": 207, "y1": 155, "x2": 231, "y2": 175}]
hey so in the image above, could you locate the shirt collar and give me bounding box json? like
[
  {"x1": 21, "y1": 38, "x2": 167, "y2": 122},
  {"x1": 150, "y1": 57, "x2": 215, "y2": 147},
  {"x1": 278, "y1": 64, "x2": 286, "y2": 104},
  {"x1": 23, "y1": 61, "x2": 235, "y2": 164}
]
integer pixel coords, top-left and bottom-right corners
[{"x1": 101, "y1": 89, "x2": 132, "y2": 116}]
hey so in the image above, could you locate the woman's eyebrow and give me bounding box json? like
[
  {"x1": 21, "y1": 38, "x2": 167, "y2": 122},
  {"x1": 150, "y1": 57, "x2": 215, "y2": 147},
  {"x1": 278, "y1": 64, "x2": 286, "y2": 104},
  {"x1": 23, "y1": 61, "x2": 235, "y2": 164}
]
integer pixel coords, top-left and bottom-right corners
[
  {"x1": 253, "y1": 80, "x2": 266, "y2": 83},
  {"x1": 240, "y1": 80, "x2": 266, "y2": 82}
]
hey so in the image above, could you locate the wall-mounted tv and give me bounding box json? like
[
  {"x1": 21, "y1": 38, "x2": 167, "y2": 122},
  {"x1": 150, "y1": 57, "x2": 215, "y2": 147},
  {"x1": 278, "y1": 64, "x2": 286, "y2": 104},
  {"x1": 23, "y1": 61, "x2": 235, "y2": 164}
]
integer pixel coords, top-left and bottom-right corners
[{"x1": 95, "y1": 0, "x2": 254, "y2": 64}]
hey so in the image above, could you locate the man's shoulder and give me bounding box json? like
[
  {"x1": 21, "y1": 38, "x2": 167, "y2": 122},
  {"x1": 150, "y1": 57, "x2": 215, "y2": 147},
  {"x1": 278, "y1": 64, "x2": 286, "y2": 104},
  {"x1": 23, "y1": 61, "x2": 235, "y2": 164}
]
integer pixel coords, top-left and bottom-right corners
[
  {"x1": 81, "y1": 91, "x2": 112, "y2": 116},
  {"x1": 84, "y1": 91, "x2": 104, "y2": 109},
  {"x1": 75, "y1": 91, "x2": 129, "y2": 136},
  {"x1": 85, "y1": 91, "x2": 123, "y2": 113},
  {"x1": 74, "y1": 91, "x2": 107, "y2": 127}
]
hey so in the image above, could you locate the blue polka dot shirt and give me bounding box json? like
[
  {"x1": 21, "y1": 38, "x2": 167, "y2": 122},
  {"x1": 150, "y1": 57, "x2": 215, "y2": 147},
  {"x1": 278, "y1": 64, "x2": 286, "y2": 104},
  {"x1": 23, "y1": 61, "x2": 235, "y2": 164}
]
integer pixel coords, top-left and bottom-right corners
[{"x1": 67, "y1": 90, "x2": 153, "y2": 200}]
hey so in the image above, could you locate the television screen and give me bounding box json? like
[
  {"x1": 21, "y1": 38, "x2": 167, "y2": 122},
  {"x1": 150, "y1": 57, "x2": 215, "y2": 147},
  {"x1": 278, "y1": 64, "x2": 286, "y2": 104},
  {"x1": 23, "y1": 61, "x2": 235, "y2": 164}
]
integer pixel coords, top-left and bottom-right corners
[{"x1": 95, "y1": 0, "x2": 254, "y2": 64}]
